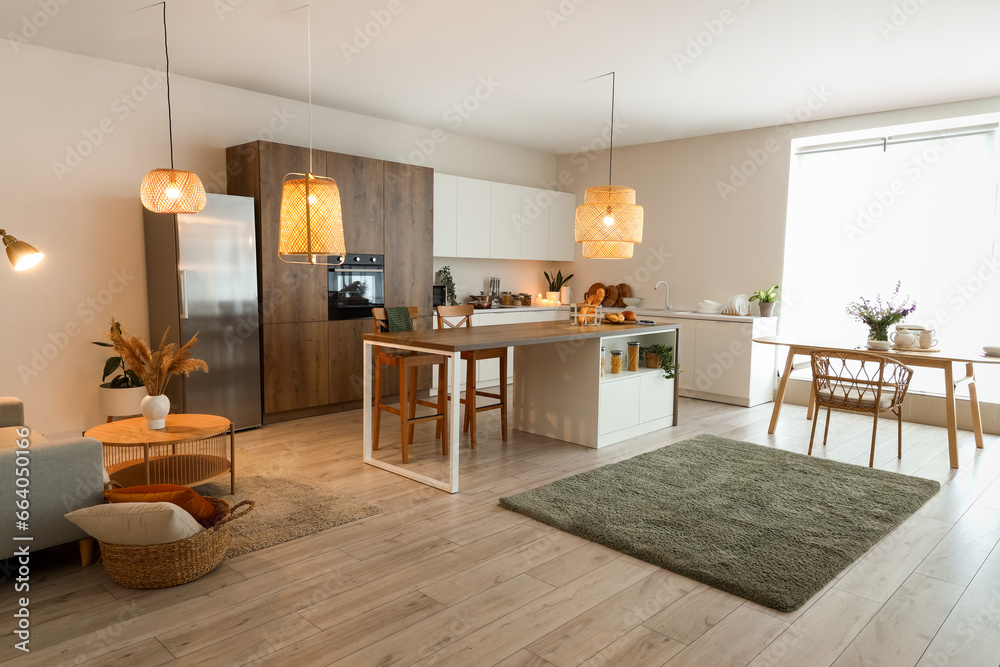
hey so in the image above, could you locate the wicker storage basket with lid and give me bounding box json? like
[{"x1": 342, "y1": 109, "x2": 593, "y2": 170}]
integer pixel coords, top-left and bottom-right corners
[{"x1": 99, "y1": 497, "x2": 254, "y2": 589}]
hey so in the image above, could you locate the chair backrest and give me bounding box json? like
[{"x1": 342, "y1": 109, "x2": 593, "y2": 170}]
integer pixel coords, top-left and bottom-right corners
[
  {"x1": 436, "y1": 305, "x2": 474, "y2": 330},
  {"x1": 810, "y1": 350, "x2": 913, "y2": 411},
  {"x1": 372, "y1": 307, "x2": 419, "y2": 334}
]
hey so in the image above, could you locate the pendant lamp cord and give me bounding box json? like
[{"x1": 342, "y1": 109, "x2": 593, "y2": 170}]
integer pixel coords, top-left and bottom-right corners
[
  {"x1": 307, "y1": 5, "x2": 313, "y2": 175},
  {"x1": 608, "y1": 71, "x2": 615, "y2": 187},
  {"x1": 159, "y1": 1, "x2": 174, "y2": 170}
]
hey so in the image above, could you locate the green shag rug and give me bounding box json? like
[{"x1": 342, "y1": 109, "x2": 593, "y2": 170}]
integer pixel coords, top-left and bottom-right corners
[{"x1": 499, "y1": 434, "x2": 940, "y2": 611}]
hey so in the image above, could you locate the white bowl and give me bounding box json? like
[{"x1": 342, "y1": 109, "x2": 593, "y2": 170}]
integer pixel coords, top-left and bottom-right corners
[
  {"x1": 868, "y1": 340, "x2": 891, "y2": 350},
  {"x1": 700, "y1": 299, "x2": 722, "y2": 306},
  {"x1": 984, "y1": 346, "x2": 1000, "y2": 357},
  {"x1": 621, "y1": 297, "x2": 643, "y2": 307}
]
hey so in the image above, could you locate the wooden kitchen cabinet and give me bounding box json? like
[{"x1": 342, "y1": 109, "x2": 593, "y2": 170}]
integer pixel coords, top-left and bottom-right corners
[
  {"x1": 328, "y1": 319, "x2": 368, "y2": 404},
  {"x1": 262, "y1": 322, "x2": 329, "y2": 413},
  {"x1": 228, "y1": 141, "x2": 328, "y2": 325},
  {"x1": 327, "y1": 152, "x2": 384, "y2": 254}
]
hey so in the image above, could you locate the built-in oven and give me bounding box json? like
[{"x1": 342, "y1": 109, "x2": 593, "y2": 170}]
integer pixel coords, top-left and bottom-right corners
[{"x1": 328, "y1": 254, "x2": 385, "y2": 320}]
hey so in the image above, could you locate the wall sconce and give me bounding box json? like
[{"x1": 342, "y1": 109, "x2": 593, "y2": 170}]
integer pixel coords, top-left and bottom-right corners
[{"x1": 1, "y1": 229, "x2": 44, "y2": 271}]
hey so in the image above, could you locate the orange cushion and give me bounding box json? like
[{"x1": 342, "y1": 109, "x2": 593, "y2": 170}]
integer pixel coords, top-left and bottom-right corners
[{"x1": 104, "y1": 484, "x2": 221, "y2": 527}]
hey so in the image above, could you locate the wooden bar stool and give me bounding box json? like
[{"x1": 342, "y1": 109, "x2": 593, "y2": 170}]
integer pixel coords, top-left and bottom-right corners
[
  {"x1": 372, "y1": 307, "x2": 449, "y2": 464},
  {"x1": 436, "y1": 305, "x2": 508, "y2": 448}
]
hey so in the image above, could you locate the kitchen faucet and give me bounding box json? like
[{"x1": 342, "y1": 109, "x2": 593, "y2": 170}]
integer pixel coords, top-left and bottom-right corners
[{"x1": 654, "y1": 281, "x2": 671, "y2": 310}]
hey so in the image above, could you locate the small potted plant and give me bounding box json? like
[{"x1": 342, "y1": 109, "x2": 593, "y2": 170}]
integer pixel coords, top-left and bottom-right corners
[
  {"x1": 108, "y1": 317, "x2": 209, "y2": 429},
  {"x1": 845, "y1": 281, "x2": 916, "y2": 350},
  {"x1": 436, "y1": 266, "x2": 457, "y2": 306},
  {"x1": 544, "y1": 269, "x2": 574, "y2": 304},
  {"x1": 93, "y1": 320, "x2": 147, "y2": 419},
  {"x1": 749, "y1": 285, "x2": 779, "y2": 317},
  {"x1": 640, "y1": 343, "x2": 679, "y2": 380}
]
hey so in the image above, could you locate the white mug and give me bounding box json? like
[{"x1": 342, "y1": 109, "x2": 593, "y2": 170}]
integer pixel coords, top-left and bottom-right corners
[
  {"x1": 920, "y1": 329, "x2": 938, "y2": 349},
  {"x1": 891, "y1": 330, "x2": 917, "y2": 348}
]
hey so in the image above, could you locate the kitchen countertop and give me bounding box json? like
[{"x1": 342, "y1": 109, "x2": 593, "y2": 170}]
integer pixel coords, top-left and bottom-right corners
[{"x1": 471, "y1": 304, "x2": 773, "y2": 323}]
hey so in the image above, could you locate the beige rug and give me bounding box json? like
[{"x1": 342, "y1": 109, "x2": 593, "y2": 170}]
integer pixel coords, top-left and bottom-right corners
[{"x1": 194, "y1": 450, "x2": 383, "y2": 558}]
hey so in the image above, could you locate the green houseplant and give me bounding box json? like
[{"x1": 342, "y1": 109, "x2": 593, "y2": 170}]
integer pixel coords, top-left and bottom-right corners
[
  {"x1": 749, "y1": 285, "x2": 779, "y2": 317},
  {"x1": 544, "y1": 270, "x2": 574, "y2": 303},
  {"x1": 436, "y1": 266, "x2": 457, "y2": 306},
  {"x1": 640, "y1": 343, "x2": 679, "y2": 380},
  {"x1": 845, "y1": 281, "x2": 916, "y2": 344},
  {"x1": 93, "y1": 320, "x2": 146, "y2": 419}
]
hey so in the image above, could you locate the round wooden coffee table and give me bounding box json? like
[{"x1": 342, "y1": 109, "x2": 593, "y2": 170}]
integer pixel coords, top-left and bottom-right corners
[{"x1": 85, "y1": 414, "x2": 236, "y2": 492}]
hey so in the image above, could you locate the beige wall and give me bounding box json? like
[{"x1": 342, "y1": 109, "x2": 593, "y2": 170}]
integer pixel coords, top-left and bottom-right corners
[{"x1": 1, "y1": 41, "x2": 555, "y2": 437}]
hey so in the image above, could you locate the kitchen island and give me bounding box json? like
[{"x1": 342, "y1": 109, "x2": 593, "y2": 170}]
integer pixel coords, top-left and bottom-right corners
[{"x1": 363, "y1": 320, "x2": 679, "y2": 492}]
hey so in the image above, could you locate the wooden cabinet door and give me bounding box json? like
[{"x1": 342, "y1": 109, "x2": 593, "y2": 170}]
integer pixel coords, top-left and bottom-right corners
[
  {"x1": 262, "y1": 321, "x2": 329, "y2": 414},
  {"x1": 548, "y1": 191, "x2": 578, "y2": 261},
  {"x1": 256, "y1": 141, "x2": 329, "y2": 324},
  {"x1": 520, "y1": 187, "x2": 549, "y2": 260},
  {"x1": 384, "y1": 161, "x2": 433, "y2": 314},
  {"x1": 327, "y1": 152, "x2": 384, "y2": 254},
  {"x1": 490, "y1": 182, "x2": 522, "y2": 259},
  {"x1": 433, "y1": 173, "x2": 458, "y2": 257},
  {"x1": 329, "y1": 319, "x2": 369, "y2": 403},
  {"x1": 456, "y1": 176, "x2": 491, "y2": 258}
]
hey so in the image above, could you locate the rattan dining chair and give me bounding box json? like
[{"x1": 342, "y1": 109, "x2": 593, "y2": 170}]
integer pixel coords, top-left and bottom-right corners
[
  {"x1": 809, "y1": 350, "x2": 913, "y2": 467},
  {"x1": 372, "y1": 307, "x2": 448, "y2": 464},
  {"x1": 435, "y1": 305, "x2": 508, "y2": 448}
]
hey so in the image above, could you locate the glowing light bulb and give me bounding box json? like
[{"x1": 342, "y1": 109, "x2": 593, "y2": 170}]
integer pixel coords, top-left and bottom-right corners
[
  {"x1": 603, "y1": 215, "x2": 614, "y2": 226},
  {"x1": 164, "y1": 186, "x2": 182, "y2": 200},
  {"x1": 308, "y1": 194, "x2": 318, "y2": 205},
  {"x1": 14, "y1": 252, "x2": 43, "y2": 271}
]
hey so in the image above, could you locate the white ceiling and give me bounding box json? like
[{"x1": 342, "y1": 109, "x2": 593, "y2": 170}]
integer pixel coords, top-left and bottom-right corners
[{"x1": 5, "y1": 0, "x2": 1000, "y2": 154}]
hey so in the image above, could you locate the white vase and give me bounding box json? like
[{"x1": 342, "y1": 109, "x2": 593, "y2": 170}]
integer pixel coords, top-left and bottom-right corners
[
  {"x1": 140, "y1": 394, "x2": 170, "y2": 430},
  {"x1": 546, "y1": 291, "x2": 560, "y2": 303},
  {"x1": 97, "y1": 384, "x2": 147, "y2": 419},
  {"x1": 559, "y1": 286, "x2": 572, "y2": 305}
]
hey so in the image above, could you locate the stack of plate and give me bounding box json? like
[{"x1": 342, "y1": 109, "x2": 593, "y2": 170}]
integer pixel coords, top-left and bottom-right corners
[
  {"x1": 722, "y1": 294, "x2": 750, "y2": 316},
  {"x1": 984, "y1": 346, "x2": 1000, "y2": 358},
  {"x1": 697, "y1": 299, "x2": 724, "y2": 314}
]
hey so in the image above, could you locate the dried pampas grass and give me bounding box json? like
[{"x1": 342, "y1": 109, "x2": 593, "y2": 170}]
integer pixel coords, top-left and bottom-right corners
[{"x1": 108, "y1": 317, "x2": 208, "y2": 396}]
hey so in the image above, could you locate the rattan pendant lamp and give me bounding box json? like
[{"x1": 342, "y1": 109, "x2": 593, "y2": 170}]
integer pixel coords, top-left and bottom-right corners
[
  {"x1": 1, "y1": 229, "x2": 43, "y2": 271},
  {"x1": 574, "y1": 72, "x2": 643, "y2": 259},
  {"x1": 139, "y1": 2, "x2": 206, "y2": 215},
  {"x1": 278, "y1": 5, "x2": 345, "y2": 266}
]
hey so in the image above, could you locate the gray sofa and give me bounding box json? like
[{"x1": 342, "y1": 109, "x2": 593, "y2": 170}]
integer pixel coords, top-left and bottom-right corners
[{"x1": 0, "y1": 397, "x2": 105, "y2": 564}]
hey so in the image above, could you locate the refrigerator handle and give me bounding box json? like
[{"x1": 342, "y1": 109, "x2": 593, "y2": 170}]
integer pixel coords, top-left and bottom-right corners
[{"x1": 179, "y1": 270, "x2": 189, "y2": 319}]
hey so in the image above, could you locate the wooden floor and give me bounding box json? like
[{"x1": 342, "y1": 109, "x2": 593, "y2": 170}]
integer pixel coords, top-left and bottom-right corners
[{"x1": 5, "y1": 397, "x2": 1000, "y2": 667}]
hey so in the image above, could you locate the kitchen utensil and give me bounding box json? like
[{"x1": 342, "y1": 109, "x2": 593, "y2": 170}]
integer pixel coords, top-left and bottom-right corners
[
  {"x1": 919, "y1": 330, "x2": 938, "y2": 349},
  {"x1": 615, "y1": 283, "x2": 632, "y2": 308},
  {"x1": 867, "y1": 340, "x2": 891, "y2": 350},
  {"x1": 890, "y1": 330, "x2": 917, "y2": 348},
  {"x1": 621, "y1": 297, "x2": 644, "y2": 307},
  {"x1": 586, "y1": 283, "x2": 606, "y2": 301},
  {"x1": 603, "y1": 284, "x2": 620, "y2": 307},
  {"x1": 984, "y1": 345, "x2": 1000, "y2": 357}
]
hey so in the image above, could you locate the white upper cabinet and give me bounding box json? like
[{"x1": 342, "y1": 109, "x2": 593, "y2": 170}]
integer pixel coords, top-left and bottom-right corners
[
  {"x1": 455, "y1": 176, "x2": 491, "y2": 258},
  {"x1": 490, "y1": 182, "x2": 522, "y2": 259},
  {"x1": 433, "y1": 173, "x2": 457, "y2": 257},
  {"x1": 548, "y1": 191, "x2": 577, "y2": 261},
  {"x1": 433, "y1": 172, "x2": 576, "y2": 262},
  {"x1": 520, "y1": 187, "x2": 549, "y2": 260}
]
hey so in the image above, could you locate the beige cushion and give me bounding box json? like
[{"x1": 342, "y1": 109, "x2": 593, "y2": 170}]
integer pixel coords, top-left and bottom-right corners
[
  {"x1": 817, "y1": 386, "x2": 895, "y2": 410},
  {"x1": 65, "y1": 502, "x2": 204, "y2": 546}
]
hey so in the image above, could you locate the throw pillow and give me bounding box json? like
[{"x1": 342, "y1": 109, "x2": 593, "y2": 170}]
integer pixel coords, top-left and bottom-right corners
[
  {"x1": 65, "y1": 502, "x2": 204, "y2": 546},
  {"x1": 104, "y1": 484, "x2": 221, "y2": 527}
]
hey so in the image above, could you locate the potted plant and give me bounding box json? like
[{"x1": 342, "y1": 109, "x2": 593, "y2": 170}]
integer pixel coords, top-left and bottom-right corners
[
  {"x1": 544, "y1": 269, "x2": 574, "y2": 304},
  {"x1": 845, "y1": 281, "x2": 916, "y2": 349},
  {"x1": 93, "y1": 320, "x2": 147, "y2": 419},
  {"x1": 437, "y1": 266, "x2": 457, "y2": 306},
  {"x1": 749, "y1": 285, "x2": 780, "y2": 317},
  {"x1": 640, "y1": 343, "x2": 680, "y2": 380},
  {"x1": 107, "y1": 317, "x2": 209, "y2": 430}
]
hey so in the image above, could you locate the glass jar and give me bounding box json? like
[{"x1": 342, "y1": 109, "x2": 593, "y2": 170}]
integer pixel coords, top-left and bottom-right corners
[
  {"x1": 600, "y1": 346, "x2": 606, "y2": 377},
  {"x1": 627, "y1": 342, "x2": 640, "y2": 371},
  {"x1": 610, "y1": 350, "x2": 623, "y2": 374}
]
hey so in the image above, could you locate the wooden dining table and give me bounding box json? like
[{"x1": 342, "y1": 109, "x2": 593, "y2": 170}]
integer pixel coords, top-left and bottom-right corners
[{"x1": 754, "y1": 335, "x2": 1000, "y2": 468}]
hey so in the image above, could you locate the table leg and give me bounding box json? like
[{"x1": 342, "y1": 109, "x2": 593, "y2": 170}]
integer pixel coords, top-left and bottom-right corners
[
  {"x1": 768, "y1": 347, "x2": 797, "y2": 434},
  {"x1": 449, "y1": 351, "x2": 461, "y2": 493},
  {"x1": 944, "y1": 363, "x2": 959, "y2": 469},
  {"x1": 229, "y1": 422, "x2": 236, "y2": 493},
  {"x1": 967, "y1": 362, "x2": 985, "y2": 450},
  {"x1": 363, "y1": 342, "x2": 373, "y2": 460}
]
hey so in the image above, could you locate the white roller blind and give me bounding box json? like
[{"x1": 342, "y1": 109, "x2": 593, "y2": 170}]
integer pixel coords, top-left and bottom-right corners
[{"x1": 781, "y1": 123, "x2": 1000, "y2": 398}]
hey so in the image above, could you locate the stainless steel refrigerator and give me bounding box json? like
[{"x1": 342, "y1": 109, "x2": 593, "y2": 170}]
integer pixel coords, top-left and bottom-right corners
[{"x1": 143, "y1": 193, "x2": 263, "y2": 430}]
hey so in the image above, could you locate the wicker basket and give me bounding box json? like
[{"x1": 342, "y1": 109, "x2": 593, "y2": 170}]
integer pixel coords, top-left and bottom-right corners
[{"x1": 99, "y1": 497, "x2": 254, "y2": 589}]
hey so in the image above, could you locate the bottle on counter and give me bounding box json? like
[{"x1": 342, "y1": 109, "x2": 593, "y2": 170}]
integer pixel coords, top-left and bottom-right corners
[
  {"x1": 627, "y1": 342, "x2": 640, "y2": 371},
  {"x1": 610, "y1": 350, "x2": 623, "y2": 374}
]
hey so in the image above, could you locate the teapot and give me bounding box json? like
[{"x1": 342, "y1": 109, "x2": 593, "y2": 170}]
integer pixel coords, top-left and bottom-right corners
[{"x1": 891, "y1": 330, "x2": 917, "y2": 348}]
